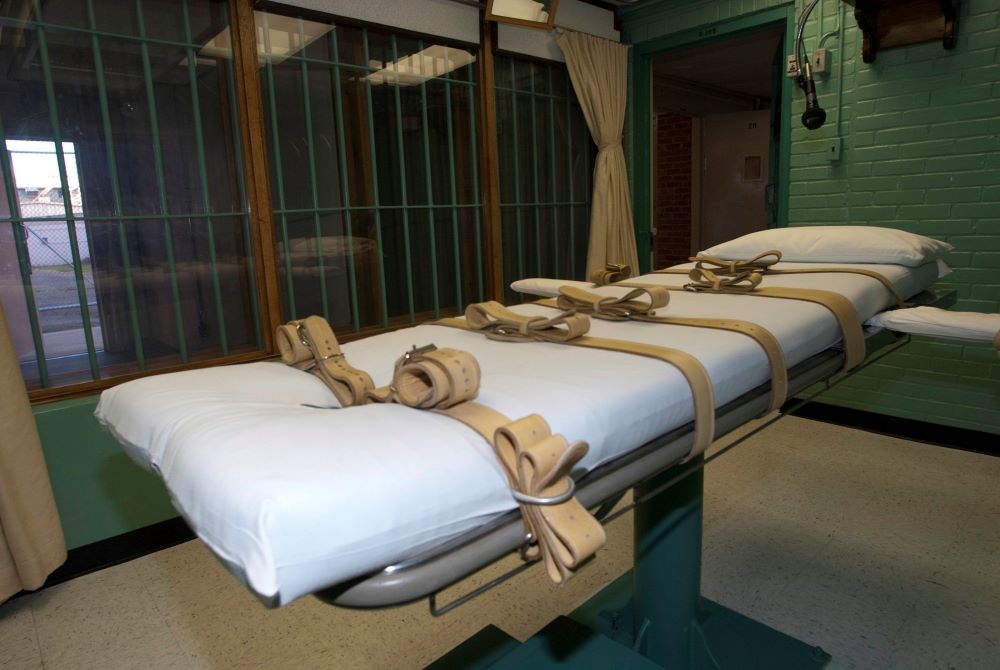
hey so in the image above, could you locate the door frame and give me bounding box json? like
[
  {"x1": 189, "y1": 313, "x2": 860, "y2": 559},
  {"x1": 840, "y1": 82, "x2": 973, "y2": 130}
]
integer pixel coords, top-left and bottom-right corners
[{"x1": 631, "y1": 5, "x2": 795, "y2": 273}]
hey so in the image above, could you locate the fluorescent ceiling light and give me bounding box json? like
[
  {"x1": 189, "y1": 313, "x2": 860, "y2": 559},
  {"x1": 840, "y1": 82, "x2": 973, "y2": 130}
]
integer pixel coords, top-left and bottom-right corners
[
  {"x1": 192, "y1": 12, "x2": 332, "y2": 66},
  {"x1": 366, "y1": 45, "x2": 475, "y2": 86}
]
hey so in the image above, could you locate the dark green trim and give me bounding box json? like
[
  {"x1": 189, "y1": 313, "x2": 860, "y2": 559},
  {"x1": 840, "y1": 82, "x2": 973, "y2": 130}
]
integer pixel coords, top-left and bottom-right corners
[
  {"x1": 785, "y1": 401, "x2": 1000, "y2": 455},
  {"x1": 629, "y1": 5, "x2": 796, "y2": 272}
]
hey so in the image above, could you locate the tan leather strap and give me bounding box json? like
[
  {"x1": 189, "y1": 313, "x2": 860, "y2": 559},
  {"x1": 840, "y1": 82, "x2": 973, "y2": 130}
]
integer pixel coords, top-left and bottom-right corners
[
  {"x1": 366, "y1": 344, "x2": 606, "y2": 583},
  {"x1": 541, "y1": 285, "x2": 788, "y2": 413},
  {"x1": 434, "y1": 305, "x2": 716, "y2": 458},
  {"x1": 649, "y1": 283, "x2": 866, "y2": 370},
  {"x1": 764, "y1": 267, "x2": 908, "y2": 307},
  {"x1": 444, "y1": 301, "x2": 591, "y2": 343},
  {"x1": 495, "y1": 415, "x2": 606, "y2": 583},
  {"x1": 994, "y1": 329, "x2": 1000, "y2": 352},
  {"x1": 275, "y1": 317, "x2": 374, "y2": 406},
  {"x1": 655, "y1": 250, "x2": 907, "y2": 307},
  {"x1": 590, "y1": 263, "x2": 632, "y2": 286},
  {"x1": 553, "y1": 285, "x2": 668, "y2": 320}
]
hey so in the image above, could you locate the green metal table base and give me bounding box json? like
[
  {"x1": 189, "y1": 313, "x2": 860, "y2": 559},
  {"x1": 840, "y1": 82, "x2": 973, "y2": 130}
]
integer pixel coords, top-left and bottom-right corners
[{"x1": 573, "y1": 457, "x2": 832, "y2": 670}]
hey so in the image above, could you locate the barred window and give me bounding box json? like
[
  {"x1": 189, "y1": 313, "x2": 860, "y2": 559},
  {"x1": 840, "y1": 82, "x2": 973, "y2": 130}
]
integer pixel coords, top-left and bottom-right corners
[
  {"x1": 256, "y1": 8, "x2": 485, "y2": 331},
  {"x1": 494, "y1": 54, "x2": 594, "y2": 304},
  {"x1": 0, "y1": 0, "x2": 259, "y2": 390}
]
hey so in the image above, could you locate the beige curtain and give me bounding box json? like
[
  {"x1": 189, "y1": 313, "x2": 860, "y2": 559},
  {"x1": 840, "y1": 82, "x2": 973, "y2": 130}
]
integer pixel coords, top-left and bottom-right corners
[
  {"x1": 556, "y1": 30, "x2": 640, "y2": 277},
  {"x1": 0, "y1": 303, "x2": 66, "y2": 604}
]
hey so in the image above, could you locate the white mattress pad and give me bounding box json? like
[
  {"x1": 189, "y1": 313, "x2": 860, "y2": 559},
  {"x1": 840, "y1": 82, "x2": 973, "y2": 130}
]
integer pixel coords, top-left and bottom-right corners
[
  {"x1": 96, "y1": 261, "x2": 939, "y2": 605},
  {"x1": 868, "y1": 306, "x2": 1000, "y2": 346}
]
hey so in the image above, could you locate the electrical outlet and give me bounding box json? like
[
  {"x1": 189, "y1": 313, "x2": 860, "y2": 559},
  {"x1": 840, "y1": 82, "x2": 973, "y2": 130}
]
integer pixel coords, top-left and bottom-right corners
[
  {"x1": 786, "y1": 54, "x2": 799, "y2": 77},
  {"x1": 812, "y1": 48, "x2": 828, "y2": 75},
  {"x1": 827, "y1": 137, "x2": 842, "y2": 162}
]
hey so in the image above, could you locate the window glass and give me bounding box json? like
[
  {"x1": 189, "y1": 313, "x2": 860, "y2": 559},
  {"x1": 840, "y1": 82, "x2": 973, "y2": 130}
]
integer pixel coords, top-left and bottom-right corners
[
  {"x1": 257, "y1": 9, "x2": 484, "y2": 329},
  {"x1": 0, "y1": 0, "x2": 259, "y2": 390},
  {"x1": 494, "y1": 54, "x2": 594, "y2": 303}
]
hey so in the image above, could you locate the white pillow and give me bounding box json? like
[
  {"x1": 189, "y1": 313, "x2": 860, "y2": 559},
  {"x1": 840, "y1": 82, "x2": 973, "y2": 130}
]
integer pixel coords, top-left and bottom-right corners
[{"x1": 700, "y1": 226, "x2": 953, "y2": 267}]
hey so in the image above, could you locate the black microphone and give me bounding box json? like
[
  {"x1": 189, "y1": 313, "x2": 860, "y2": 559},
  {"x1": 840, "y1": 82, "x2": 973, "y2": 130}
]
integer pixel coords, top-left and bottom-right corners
[{"x1": 800, "y1": 62, "x2": 826, "y2": 130}]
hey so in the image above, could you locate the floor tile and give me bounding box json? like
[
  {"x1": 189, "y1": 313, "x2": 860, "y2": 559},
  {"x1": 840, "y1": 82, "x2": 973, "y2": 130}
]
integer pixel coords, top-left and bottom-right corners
[
  {"x1": 29, "y1": 558, "x2": 194, "y2": 670},
  {"x1": 0, "y1": 597, "x2": 43, "y2": 670}
]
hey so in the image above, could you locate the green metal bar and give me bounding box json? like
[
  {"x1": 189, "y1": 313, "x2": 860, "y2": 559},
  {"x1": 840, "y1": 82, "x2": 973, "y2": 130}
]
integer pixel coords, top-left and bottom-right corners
[
  {"x1": 329, "y1": 26, "x2": 361, "y2": 332},
  {"x1": 32, "y1": 0, "x2": 100, "y2": 379},
  {"x1": 272, "y1": 204, "x2": 483, "y2": 215},
  {"x1": 566, "y1": 72, "x2": 576, "y2": 278},
  {"x1": 182, "y1": 0, "x2": 228, "y2": 354},
  {"x1": 134, "y1": 0, "x2": 188, "y2": 362},
  {"x1": 465, "y1": 61, "x2": 484, "y2": 302},
  {"x1": 222, "y1": 22, "x2": 262, "y2": 350},
  {"x1": 0, "y1": 114, "x2": 49, "y2": 385},
  {"x1": 509, "y1": 58, "x2": 525, "y2": 282},
  {"x1": 493, "y1": 84, "x2": 572, "y2": 100},
  {"x1": 443, "y1": 47, "x2": 462, "y2": 312},
  {"x1": 362, "y1": 29, "x2": 390, "y2": 327},
  {"x1": 416, "y1": 39, "x2": 441, "y2": 318},
  {"x1": 0, "y1": 211, "x2": 246, "y2": 223},
  {"x1": 297, "y1": 18, "x2": 330, "y2": 322},
  {"x1": 547, "y1": 65, "x2": 559, "y2": 278},
  {"x1": 390, "y1": 35, "x2": 415, "y2": 322},
  {"x1": 0, "y1": 15, "x2": 213, "y2": 51},
  {"x1": 583, "y1": 95, "x2": 592, "y2": 259},
  {"x1": 86, "y1": 0, "x2": 145, "y2": 370},
  {"x1": 260, "y1": 11, "x2": 297, "y2": 319},
  {"x1": 529, "y1": 64, "x2": 542, "y2": 277}
]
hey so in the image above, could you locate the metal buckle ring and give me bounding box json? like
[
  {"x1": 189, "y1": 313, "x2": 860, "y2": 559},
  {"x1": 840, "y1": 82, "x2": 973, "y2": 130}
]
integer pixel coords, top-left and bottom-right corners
[{"x1": 511, "y1": 478, "x2": 575, "y2": 506}]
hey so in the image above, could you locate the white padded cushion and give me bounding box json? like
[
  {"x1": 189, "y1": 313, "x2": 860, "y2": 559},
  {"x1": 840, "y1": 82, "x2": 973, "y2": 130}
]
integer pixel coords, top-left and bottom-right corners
[
  {"x1": 868, "y1": 306, "x2": 1000, "y2": 344},
  {"x1": 700, "y1": 226, "x2": 953, "y2": 267}
]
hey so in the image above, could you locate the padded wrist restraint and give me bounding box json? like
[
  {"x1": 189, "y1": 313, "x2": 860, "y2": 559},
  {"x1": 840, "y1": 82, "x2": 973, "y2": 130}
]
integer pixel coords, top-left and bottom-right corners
[
  {"x1": 276, "y1": 316, "x2": 374, "y2": 406},
  {"x1": 277, "y1": 319, "x2": 606, "y2": 584}
]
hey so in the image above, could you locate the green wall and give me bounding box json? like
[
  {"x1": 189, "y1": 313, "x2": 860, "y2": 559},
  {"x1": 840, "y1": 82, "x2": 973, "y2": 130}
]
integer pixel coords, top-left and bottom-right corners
[
  {"x1": 622, "y1": 0, "x2": 1000, "y2": 434},
  {"x1": 33, "y1": 396, "x2": 177, "y2": 550}
]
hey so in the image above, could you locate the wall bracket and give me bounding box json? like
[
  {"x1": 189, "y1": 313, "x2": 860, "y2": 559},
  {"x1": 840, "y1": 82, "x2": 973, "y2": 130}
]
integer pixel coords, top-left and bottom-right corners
[{"x1": 844, "y1": 0, "x2": 959, "y2": 64}]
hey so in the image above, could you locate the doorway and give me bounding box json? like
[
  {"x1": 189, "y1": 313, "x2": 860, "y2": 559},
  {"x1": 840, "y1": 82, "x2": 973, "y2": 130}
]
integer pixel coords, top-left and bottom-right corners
[{"x1": 650, "y1": 25, "x2": 785, "y2": 268}]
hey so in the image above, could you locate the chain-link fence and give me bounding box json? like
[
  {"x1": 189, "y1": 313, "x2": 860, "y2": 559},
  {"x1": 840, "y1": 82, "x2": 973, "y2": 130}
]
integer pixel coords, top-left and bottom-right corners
[{"x1": 17, "y1": 199, "x2": 97, "y2": 335}]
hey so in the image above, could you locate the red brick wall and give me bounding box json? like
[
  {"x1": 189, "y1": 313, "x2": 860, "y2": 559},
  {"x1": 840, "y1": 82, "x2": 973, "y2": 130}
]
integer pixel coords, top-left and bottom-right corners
[{"x1": 653, "y1": 114, "x2": 693, "y2": 269}]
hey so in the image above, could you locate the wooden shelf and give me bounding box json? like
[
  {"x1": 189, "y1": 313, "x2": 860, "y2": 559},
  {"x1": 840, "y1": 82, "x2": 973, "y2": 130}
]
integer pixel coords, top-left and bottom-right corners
[{"x1": 842, "y1": 0, "x2": 959, "y2": 63}]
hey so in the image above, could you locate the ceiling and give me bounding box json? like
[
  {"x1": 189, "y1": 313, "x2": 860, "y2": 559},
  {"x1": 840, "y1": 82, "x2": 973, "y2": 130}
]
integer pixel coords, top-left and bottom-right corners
[{"x1": 652, "y1": 26, "x2": 784, "y2": 103}]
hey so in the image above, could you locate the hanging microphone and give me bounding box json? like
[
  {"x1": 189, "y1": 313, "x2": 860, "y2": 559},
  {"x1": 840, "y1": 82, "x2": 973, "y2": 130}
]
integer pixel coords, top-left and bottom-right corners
[{"x1": 800, "y1": 60, "x2": 826, "y2": 130}]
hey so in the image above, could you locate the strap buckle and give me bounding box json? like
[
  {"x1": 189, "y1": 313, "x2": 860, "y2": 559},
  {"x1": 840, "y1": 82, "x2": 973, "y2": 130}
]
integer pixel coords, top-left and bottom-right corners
[
  {"x1": 294, "y1": 322, "x2": 310, "y2": 347},
  {"x1": 402, "y1": 343, "x2": 437, "y2": 363}
]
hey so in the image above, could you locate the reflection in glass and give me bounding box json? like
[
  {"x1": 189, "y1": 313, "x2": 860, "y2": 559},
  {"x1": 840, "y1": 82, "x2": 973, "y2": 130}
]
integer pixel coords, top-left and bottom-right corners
[
  {"x1": 257, "y1": 9, "x2": 484, "y2": 330},
  {"x1": 495, "y1": 55, "x2": 594, "y2": 303},
  {"x1": 0, "y1": 0, "x2": 259, "y2": 390}
]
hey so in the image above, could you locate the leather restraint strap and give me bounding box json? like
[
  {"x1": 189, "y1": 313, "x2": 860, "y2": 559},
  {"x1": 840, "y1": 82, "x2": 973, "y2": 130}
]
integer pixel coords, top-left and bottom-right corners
[
  {"x1": 275, "y1": 316, "x2": 374, "y2": 406},
  {"x1": 537, "y1": 285, "x2": 789, "y2": 414},
  {"x1": 434, "y1": 303, "x2": 716, "y2": 458},
  {"x1": 367, "y1": 344, "x2": 606, "y2": 584},
  {"x1": 644, "y1": 279, "x2": 867, "y2": 371},
  {"x1": 590, "y1": 263, "x2": 632, "y2": 286},
  {"x1": 655, "y1": 249, "x2": 908, "y2": 307}
]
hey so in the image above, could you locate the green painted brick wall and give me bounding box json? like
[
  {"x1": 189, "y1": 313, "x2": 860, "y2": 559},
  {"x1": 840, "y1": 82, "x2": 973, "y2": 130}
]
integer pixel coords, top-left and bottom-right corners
[{"x1": 623, "y1": 0, "x2": 1000, "y2": 434}]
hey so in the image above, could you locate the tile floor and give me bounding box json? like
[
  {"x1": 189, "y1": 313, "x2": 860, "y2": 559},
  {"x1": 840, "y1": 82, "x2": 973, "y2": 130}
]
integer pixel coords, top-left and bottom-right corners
[{"x1": 1, "y1": 416, "x2": 997, "y2": 669}]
